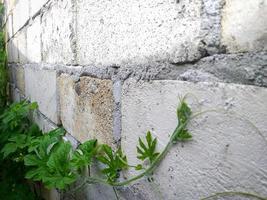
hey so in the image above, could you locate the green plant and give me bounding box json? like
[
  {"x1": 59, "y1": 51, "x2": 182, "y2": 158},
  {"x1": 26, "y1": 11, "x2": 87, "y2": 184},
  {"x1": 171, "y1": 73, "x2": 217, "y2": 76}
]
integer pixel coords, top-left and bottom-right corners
[
  {"x1": 2, "y1": 97, "x2": 266, "y2": 200},
  {"x1": 0, "y1": 101, "x2": 42, "y2": 200},
  {"x1": 97, "y1": 145, "x2": 128, "y2": 182},
  {"x1": 137, "y1": 131, "x2": 159, "y2": 164}
]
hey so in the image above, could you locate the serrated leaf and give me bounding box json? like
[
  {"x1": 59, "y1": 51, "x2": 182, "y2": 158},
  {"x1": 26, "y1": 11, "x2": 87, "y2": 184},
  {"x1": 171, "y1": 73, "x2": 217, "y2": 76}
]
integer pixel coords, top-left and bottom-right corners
[
  {"x1": 174, "y1": 129, "x2": 192, "y2": 141},
  {"x1": 135, "y1": 164, "x2": 143, "y2": 170},
  {"x1": 70, "y1": 139, "x2": 97, "y2": 171},
  {"x1": 136, "y1": 131, "x2": 160, "y2": 164},
  {"x1": 177, "y1": 101, "x2": 192, "y2": 125},
  {"x1": 97, "y1": 145, "x2": 128, "y2": 182}
]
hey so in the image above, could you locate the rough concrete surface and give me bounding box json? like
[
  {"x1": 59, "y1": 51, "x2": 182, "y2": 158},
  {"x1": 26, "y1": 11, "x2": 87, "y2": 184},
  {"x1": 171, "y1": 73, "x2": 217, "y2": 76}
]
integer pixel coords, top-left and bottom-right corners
[
  {"x1": 29, "y1": 0, "x2": 48, "y2": 17},
  {"x1": 26, "y1": 15, "x2": 41, "y2": 63},
  {"x1": 31, "y1": 110, "x2": 58, "y2": 133},
  {"x1": 41, "y1": 0, "x2": 75, "y2": 64},
  {"x1": 178, "y1": 51, "x2": 267, "y2": 87},
  {"x1": 16, "y1": 28, "x2": 28, "y2": 64},
  {"x1": 76, "y1": 0, "x2": 203, "y2": 66},
  {"x1": 222, "y1": 0, "x2": 267, "y2": 53},
  {"x1": 13, "y1": 65, "x2": 25, "y2": 94},
  {"x1": 12, "y1": 0, "x2": 29, "y2": 34},
  {"x1": 121, "y1": 79, "x2": 267, "y2": 200},
  {"x1": 58, "y1": 74, "x2": 115, "y2": 146},
  {"x1": 25, "y1": 66, "x2": 59, "y2": 124}
]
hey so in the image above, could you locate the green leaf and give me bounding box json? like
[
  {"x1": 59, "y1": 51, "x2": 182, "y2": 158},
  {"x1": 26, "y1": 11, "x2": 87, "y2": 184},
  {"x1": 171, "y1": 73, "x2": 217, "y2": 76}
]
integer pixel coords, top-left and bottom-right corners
[
  {"x1": 174, "y1": 129, "x2": 192, "y2": 141},
  {"x1": 47, "y1": 142, "x2": 72, "y2": 174},
  {"x1": 136, "y1": 131, "x2": 160, "y2": 164},
  {"x1": 97, "y1": 145, "x2": 128, "y2": 182},
  {"x1": 173, "y1": 100, "x2": 193, "y2": 142},
  {"x1": 135, "y1": 164, "x2": 143, "y2": 170},
  {"x1": 177, "y1": 101, "x2": 192, "y2": 125},
  {"x1": 1, "y1": 143, "x2": 17, "y2": 158},
  {"x1": 71, "y1": 139, "x2": 97, "y2": 171}
]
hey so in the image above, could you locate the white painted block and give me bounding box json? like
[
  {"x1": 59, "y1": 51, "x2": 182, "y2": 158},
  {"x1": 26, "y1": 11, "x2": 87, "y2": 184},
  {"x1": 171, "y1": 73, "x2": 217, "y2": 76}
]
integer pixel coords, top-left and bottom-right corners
[
  {"x1": 121, "y1": 79, "x2": 267, "y2": 199},
  {"x1": 25, "y1": 66, "x2": 59, "y2": 124},
  {"x1": 222, "y1": 0, "x2": 267, "y2": 52},
  {"x1": 76, "y1": 0, "x2": 202, "y2": 66},
  {"x1": 41, "y1": 0, "x2": 75, "y2": 64},
  {"x1": 26, "y1": 16, "x2": 41, "y2": 63}
]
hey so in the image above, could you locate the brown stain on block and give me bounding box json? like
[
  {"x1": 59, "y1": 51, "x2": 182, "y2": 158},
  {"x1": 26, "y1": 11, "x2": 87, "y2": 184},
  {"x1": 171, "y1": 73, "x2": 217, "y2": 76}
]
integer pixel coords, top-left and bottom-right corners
[{"x1": 59, "y1": 74, "x2": 114, "y2": 146}]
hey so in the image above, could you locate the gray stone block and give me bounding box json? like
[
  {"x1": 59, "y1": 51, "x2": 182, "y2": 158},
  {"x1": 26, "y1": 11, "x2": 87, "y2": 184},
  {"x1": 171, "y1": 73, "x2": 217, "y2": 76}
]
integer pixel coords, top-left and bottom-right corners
[
  {"x1": 121, "y1": 79, "x2": 267, "y2": 199},
  {"x1": 41, "y1": 0, "x2": 75, "y2": 64},
  {"x1": 222, "y1": 0, "x2": 267, "y2": 53},
  {"x1": 76, "y1": 0, "x2": 203, "y2": 66},
  {"x1": 25, "y1": 66, "x2": 59, "y2": 124},
  {"x1": 58, "y1": 74, "x2": 114, "y2": 146}
]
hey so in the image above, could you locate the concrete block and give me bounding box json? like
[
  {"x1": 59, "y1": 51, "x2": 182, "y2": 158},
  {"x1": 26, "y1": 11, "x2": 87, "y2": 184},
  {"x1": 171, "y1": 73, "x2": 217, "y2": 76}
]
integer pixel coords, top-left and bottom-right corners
[
  {"x1": 222, "y1": 0, "x2": 267, "y2": 53},
  {"x1": 30, "y1": 0, "x2": 47, "y2": 17},
  {"x1": 7, "y1": 64, "x2": 15, "y2": 84},
  {"x1": 41, "y1": 188, "x2": 60, "y2": 200},
  {"x1": 12, "y1": 0, "x2": 30, "y2": 34},
  {"x1": 17, "y1": 28, "x2": 28, "y2": 64},
  {"x1": 121, "y1": 79, "x2": 267, "y2": 200},
  {"x1": 76, "y1": 0, "x2": 202, "y2": 66},
  {"x1": 13, "y1": 65, "x2": 25, "y2": 94},
  {"x1": 9, "y1": 84, "x2": 21, "y2": 102},
  {"x1": 26, "y1": 16, "x2": 41, "y2": 63},
  {"x1": 31, "y1": 110, "x2": 57, "y2": 133},
  {"x1": 25, "y1": 66, "x2": 59, "y2": 124},
  {"x1": 7, "y1": 37, "x2": 19, "y2": 63},
  {"x1": 6, "y1": 14, "x2": 13, "y2": 40},
  {"x1": 41, "y1": 0, "x2": 75, "y2": 64},
  {"x1": 58, "y1": 74, "x2": 114, "y2": 145},
  {"x1": 4, "y1": 0, "x2": 16, "y2": 16}
]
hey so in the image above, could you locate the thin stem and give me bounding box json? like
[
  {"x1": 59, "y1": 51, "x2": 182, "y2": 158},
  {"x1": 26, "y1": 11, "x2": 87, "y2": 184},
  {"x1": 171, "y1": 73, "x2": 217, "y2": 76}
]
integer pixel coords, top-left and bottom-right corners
[
  {"x1": 113, "y1": 187, "x2": 120, "y2": 200},
  {"x1": 85, "y1": 123, "x2": 186, "y2": 187},
  {"x1": 201, "y1": 191, "x2": 267, "y2": 200}
]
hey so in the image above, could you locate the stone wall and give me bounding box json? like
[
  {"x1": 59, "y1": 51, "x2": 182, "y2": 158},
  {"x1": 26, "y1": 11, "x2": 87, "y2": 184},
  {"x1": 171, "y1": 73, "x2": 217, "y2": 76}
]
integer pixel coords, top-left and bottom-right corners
[{"x1": 3, "y1": 0, "x2": 267, "y2": 199}]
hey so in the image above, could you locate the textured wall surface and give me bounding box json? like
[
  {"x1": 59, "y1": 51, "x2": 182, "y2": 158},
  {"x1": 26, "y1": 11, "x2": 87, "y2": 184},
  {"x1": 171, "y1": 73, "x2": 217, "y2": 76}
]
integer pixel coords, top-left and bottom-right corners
[{"x1": 4, "y1": 0, "x2": 267, "y2": 199}]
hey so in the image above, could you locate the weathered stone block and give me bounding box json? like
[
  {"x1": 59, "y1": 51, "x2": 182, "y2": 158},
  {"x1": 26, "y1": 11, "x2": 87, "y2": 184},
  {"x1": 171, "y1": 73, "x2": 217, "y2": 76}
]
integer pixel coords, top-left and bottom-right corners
[
  {"x1": 4, "y1": 0, "x2": 16, "y2": 16},
  {"x1": 6, "y1": 14, "x2": 13, "y2": 40},
  {"x1": 9, "y1": 84, "x2": 21, "y2": 102},
  {"x1": 7, "y1": 37, "x2": 19, "y2": 63},
  {"x1": 121, "y1": 79, "x2": 267, "y2": 199},
  {"x1": 41, "y1": 188, "x2": 60, "y2": 200},
  {"x1": 26, "y1": 16, "x2": 41, "y2": 63},
  {"x1": 25, "y1": 66, "x2": 59, "y2": 124},
  {"x1": 58, "y1": 74, "x2": 114, "y2": 145},
  {"x1": 17, "y1": 28, "x2": 28, "y2": 64},
  {"x1": 41, "y1": 0, "x2": 75, "y2": 64},
  {"x1": 14, "y1": 65, "x2": 25, "y2": 94},
  {"x1": 30, "y1": 0, "x2": 47, "y2": 17},
  {"x1": 76, "y1": 0, "x2": 202, "y2": 66},
  {"x1": 12, "y1": 0, "x2": 30, "y2": 33},
  {"x1": 31, "y1": 110, "x2": 57, "y2": 133},
  {"x1": 222, "y1": 0, "x2": 267, "y2": 53}
]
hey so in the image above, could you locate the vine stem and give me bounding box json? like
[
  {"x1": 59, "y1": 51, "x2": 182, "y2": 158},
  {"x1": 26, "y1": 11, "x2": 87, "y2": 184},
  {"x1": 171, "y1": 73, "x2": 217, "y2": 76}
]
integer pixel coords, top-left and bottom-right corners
[
  {"x1": 201, "y1": 191, "x2": 267, "y2": 200},
  {"x1": 84, "y1": 122, "x2": 187, "y2": 187}
]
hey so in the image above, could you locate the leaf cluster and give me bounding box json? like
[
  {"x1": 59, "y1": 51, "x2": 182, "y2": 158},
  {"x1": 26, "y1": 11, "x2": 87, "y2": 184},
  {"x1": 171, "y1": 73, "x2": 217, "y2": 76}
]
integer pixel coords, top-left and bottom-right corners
[
  {"x1": 97, "y1": 145, "x2": 128, "y2": 182},
  {"x1": 137, "y1": 131, "x2": 159, "y2": 164},
  {"x1": 0, "y1": 101, "x2": 42, "y2": 199},
  {"x1": 174, "y1": 100, "x2": 193, "y2": 141}
]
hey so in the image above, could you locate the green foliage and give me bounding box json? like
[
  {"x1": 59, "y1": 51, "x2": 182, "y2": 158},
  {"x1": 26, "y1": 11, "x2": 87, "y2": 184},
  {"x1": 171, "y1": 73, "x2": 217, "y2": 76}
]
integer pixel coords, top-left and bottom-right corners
[
  {"x1": 174, "y1": 100, "x2": 192, "y2": 142},
  {"x1": 97, "y1": 145, "x2": 128, "y2": 182},
  {"x1": 137, "y1": 131, "x2": 159, "y2": 164},
  {"x1": 0, "y1": 17, "x2": 7, "y2": 110},
  {"x1": 71, "y1": 139, "x2": 97, "y2": 171},
  {"x1": 0, "y1": 101, "x2": 42, "y2": 199},
  {"x1": 24, "y1": 128, "x2": 77, "y2": 190}
]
